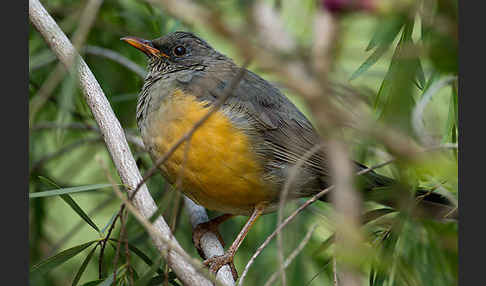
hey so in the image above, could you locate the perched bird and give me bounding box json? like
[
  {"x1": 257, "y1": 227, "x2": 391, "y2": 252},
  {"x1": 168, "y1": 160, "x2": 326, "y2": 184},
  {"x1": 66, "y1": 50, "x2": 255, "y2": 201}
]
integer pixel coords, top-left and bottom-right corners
[{"x1": 122, "y1": 31, "x2": 455, "y2": 278}]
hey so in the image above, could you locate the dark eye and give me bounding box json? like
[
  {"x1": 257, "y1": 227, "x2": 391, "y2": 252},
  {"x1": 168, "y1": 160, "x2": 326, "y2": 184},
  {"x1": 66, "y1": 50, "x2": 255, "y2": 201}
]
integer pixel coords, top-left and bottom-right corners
[{"x1": 173, "y1": 45, "x2": 186, "y2": 56}]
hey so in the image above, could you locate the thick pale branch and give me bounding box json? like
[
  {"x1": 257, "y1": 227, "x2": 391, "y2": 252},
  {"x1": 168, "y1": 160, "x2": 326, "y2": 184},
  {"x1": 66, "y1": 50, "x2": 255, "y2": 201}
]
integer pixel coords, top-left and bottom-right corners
[
  {"x1": 29, "y1": 1, "x2": 216, "y2": 285},
  {"x1": 328, "y1": 140, "x2": 363, "y2": 286},
  {"x1": 184, "y1": 197, "x2": 236, "y2": 286}
]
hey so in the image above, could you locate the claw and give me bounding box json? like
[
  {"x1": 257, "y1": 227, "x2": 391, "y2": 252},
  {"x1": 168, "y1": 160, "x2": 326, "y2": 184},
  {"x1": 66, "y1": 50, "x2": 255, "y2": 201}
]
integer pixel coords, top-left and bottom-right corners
[
  {"x1": 204, "y1": 252, "x2": 238, "y2": 280},
  {"x1": 192, "y1": 221, "x2": 226, "y2": 259},
  {"x1": 192, "y1": 214, "x2": 234, "y2": 259}
]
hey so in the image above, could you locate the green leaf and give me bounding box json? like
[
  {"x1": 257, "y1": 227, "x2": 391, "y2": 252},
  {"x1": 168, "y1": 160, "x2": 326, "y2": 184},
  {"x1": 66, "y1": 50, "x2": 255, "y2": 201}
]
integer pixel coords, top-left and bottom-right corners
[
  {"x1": 98, "y1": 275, "x2": 115, "y2": 286},
  {"x1": 101, "y1": 210, "x2": 120, "y2": 234},
  {"x1": 414, "y1": 59, "x2": 426, "y2": 90},
  {"x1": 451, "y1": 79, "x2": 458, "y2": 128},
  {"x1": 366, "y1": 15, "x2": 406, "y2": 51},
  {"x1": 30, "y1": 240, "x2": 98, "y2": 277},
  {"x1": 134, "y1": 256, "x2": 162, "y2": 286},
  {"x1": 147, "y1": 273, "x2": 180, "y2": 286},
  {"x1": 350, "y1": 44, "x2": 389, "y2": 81},
  {"x1": 56, "y1": 59, "x2": 80, "y2": 144},
  {"x1": 30, "y1": 183, "x2": 114, "y2": 198},
  {"x1": 109, "y1": 238, "x2": 164, "y2": 275},
  {"x1": 34, "y1": 177, "x2": 101, "y2": 233},
  {"x1": 441, "y1": 77, "x2": 458, "y2": 144},
  {"x1": 72, "y1": 243, "x2": 99, "y2": 286},
  {"x1": 314, "y1": 234, "x2": 334, "y2": 255},
  {"x1": 350, "y1": 15, "x2": 405, "y2": 81},
  {"x1": 60, "y1": 194, "x2": 101, "y2": 233},
  {"x1": 79, "y1": 279, "x2": 105, "y2": 286},
  {"x1": 98, "y1": 267, "x2": 125, "y2": 286},
  {"x1": 374, "y1": 19, "x2": 421, "y2": 133},
  {"x1": 363, "y1": 208, "x2": 396, "y2": 224}
]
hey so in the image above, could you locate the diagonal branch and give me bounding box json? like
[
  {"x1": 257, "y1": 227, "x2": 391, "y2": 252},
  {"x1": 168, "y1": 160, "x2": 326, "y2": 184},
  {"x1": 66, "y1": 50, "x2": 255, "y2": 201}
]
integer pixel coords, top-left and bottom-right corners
[
  {"x1": 29, "y1": 1, "x2": 219, "y2": 285},
  {"x1": 130, "y1": 62, "x2": 248, "y2": 199},
  {"x1": 263, "y1": 224, "x2": 318, "y2": 286}
]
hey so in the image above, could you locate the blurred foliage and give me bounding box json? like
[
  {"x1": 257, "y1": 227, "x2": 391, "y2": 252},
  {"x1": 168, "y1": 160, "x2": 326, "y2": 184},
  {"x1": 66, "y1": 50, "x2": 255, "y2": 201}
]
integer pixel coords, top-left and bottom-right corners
[{"x1": 29, "y1": 0, "x2": 457, "y2": 285}]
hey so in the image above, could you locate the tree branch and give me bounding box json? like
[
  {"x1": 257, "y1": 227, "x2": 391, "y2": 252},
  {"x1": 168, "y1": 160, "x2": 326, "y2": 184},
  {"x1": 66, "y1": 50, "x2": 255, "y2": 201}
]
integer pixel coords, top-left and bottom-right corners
[{"x1": 29, "y1": 1, "x2": 219, "y2": 285}]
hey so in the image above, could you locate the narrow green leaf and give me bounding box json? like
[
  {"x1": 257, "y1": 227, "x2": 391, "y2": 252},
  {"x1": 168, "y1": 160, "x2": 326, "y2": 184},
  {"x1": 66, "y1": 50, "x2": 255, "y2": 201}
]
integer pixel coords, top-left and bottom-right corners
[
  {"x1": 109, "y1": 238, "x2": 164, "y2": 275},
  {"x1": 56, "y1": 60, "x2": 79, "y2": 144},
  {"x1": 414, "y1": 59, "x2": 426, "y2": 90},
  {"x1": 374, "y1": 19, "x2": 419, "y2": 133},
  {"x1": 134, "y1": 256, "x2": 162, "y2": 286},
  {"x1": 98, "y1": 267, "x2": 125, "y2": 286},
  {"x1": 30, "y1": 240, "x2": 98, "y2": 277},
  {"x1": 363, "y1": 208, "x2": 396, "y2": 224},
  {"x1": 370, "y1": 265, "x2": 387, "y2": 286},
  {"x1": 366, "y1": 15, "x2": 406, "y2": 51},
  {"x1": 143, "y1": 272, "x2": 179, "y2": 286},
  {"x1": 314, "y1": 234, "x2": 334, "y2": 255},
  {"x1": 72, "y1": 243, "x2": 99, "y2": 286},
  {"x1": 148, "y1": 205, "x2": 164, "y2": 223},
  {"x1": 30, "y1": 183, "x2": 114, "y2": 198},
  {"x1": 60, "y1": 194, "x2": 101, "y2": 233},
  {"x1": 79, "y1": 279, "x2": 104, "y2": 286},
  {"x1": 98, "y1": 274, "x2": 115, "y2": 286},
  {"x1": 101, "y1": 211, "x2": 120, "y2": 234},
  {"x1": 451, "y1": 79, "x2": 458, "y2": 128},
  {"x1": 148, "y1": 274, "x2": 181, "y2": 286},
  {"x1": 350, "y1": 44, "x2": 388, "y2": 81},
  {"x1": 440, "y1": 76, "x2": 458, "y2": 147},
  {"x1": 351, "y1": 15, "x2": 405, "y2": 81}
]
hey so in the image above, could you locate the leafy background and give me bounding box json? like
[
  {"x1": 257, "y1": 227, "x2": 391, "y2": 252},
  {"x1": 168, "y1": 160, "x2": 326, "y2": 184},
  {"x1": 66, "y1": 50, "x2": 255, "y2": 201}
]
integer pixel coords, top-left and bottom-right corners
[{"x1": 29, "y1": 0, "x2": 458, "y2": 285}]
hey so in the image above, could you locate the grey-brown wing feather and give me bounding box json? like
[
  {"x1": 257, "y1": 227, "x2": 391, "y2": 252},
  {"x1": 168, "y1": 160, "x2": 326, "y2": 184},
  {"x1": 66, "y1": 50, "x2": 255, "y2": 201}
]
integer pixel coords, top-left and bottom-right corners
[
  {"x1": 177, "y1": 62, "x2": 399, "y2": 198},
  {"x1": 179, "y1": 63, "x2": 331, "y2": 196}
]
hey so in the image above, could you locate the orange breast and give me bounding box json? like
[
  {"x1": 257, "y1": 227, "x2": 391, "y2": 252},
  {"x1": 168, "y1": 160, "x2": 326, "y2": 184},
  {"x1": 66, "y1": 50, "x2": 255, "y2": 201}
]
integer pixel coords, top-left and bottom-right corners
[{"x1": 143, "y1": 90, "x2": 274, "y2": 214}]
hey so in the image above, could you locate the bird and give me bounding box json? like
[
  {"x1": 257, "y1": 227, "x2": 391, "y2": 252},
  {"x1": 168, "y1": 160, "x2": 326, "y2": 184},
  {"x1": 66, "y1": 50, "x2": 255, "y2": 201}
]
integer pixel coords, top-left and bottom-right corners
[{"x1": 121, "y1": 31, "x2": 456, "y2": 279}]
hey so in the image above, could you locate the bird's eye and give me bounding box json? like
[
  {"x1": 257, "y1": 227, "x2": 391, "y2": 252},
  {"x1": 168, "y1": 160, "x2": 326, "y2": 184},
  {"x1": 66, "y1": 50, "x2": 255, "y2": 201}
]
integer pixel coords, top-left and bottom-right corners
[{"x1": 173, "y1": 45, "x2": 186, "y2": 57}]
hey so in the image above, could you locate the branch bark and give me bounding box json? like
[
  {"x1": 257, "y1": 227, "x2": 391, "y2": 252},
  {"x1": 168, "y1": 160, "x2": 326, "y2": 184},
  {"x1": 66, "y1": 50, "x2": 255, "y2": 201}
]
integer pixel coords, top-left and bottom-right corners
[
  {"x1": 29, "y1": 1, "x2": 220, "y2": 285},
  {"x1": 328, "y1": 140, "x2": 363, "y2": 286},
  {"x1": 184, "y1": 197, "x2": 236, "y2": 286}
]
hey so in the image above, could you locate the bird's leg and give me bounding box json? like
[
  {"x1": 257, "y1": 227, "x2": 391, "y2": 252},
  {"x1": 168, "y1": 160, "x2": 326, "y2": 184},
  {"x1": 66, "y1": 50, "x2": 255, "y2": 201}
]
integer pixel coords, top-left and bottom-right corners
[
  {"x1": 203, "y1": 203, "x2": 266, "y2": 280},
  {"x1": 192, "y1": 213, "x2": 234, "y2": 259}
]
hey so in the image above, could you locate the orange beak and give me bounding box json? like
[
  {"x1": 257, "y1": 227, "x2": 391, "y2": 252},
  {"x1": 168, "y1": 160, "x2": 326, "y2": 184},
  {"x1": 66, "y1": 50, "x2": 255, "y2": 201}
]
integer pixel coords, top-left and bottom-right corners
[{"x1": 120, "y1": 36, "x2": 169, "y2": 59}]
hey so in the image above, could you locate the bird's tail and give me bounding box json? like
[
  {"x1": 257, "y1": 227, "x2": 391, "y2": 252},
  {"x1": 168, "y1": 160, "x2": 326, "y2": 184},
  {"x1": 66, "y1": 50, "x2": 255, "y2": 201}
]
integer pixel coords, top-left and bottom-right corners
[{"x1": 318, "y1": 163, "x2": 458, "y2": 220}]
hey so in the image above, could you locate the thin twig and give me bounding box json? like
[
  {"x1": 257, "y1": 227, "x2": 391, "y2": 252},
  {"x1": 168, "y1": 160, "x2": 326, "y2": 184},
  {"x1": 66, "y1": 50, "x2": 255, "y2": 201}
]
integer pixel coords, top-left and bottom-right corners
[
  {"x1": 263, "y1": 224, "x2": 318, "y2": 286},
  {"x1": 333, "y1": 258, "x2": 338, "y2": 286},
  {"x1": 238, "y1": 186, "x2": 333, "y2": 286},
  {"x1": 30, "y1": 136, "x2": 102, "y2": 174},
  {"x1": 30, "y1": 122, "x2": 146, "y2": 150},
  {"x1": 184, "y1": 197, "x2": 236, "y2": 286},
  {"x1": 94, "y1": 154, "x2": 226, "y2": 286},
  {"x1": 130, "y1": 61, "x2": 249, "y2": 201},
  {"x1": 115, "y1": 208, "x2": 134, "y2": 285},
  {"x1": 29, "y1": 0, "x2": 104, "y2": 125},
  {"x1": 241, "y1": 144, "x2": 458, "y2": 285},
  {"x1": 276, "y1": 143, "x2": 326, "y2": 286},
  {"x1": 30, "y1": 1, "x2": 218, "y2": 284},
  {"x1": 328, "y1": 140, "x2": 362, "y2": 286},
  {"x1": 112, "y1": 209, "x2": 126, "y2": 283},
  {"x1": 48, "y1": 194, "x2": 115, "y2": 257},
  {"x1": 84, "y1": 45, "x2": 147, "y2": 78},
  {"x1": 30, "y1": 45, "x2": 147, "y2": 78},
  {"x1": 171, "y1": 138, "x2": 192, "y2": 232},
  {"x1": 237, "y1": 155, "x2": 408, "y2": 286},
  {"x1": 99, "y1": 206, "x2": 123, "y2": 279},
  {"x1": 148, "y1": 0, "x2": 434, "y2": 160}
]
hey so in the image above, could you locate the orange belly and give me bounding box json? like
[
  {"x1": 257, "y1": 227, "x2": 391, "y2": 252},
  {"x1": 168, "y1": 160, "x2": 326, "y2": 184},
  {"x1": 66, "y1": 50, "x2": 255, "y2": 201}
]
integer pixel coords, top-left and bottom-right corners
[{"x1": 143, "y1": 90, "x2": 274, "y2": 214}]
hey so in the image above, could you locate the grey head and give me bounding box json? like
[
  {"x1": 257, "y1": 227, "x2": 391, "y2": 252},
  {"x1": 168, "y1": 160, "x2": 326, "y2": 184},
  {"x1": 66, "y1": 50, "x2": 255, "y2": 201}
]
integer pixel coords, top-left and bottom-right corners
[
  {"x1": 122, "y1": 31, "x2": 230, "y2": 78},
  {"x1": 121, "y1": 31, "x2": 235, "y2": 129}
]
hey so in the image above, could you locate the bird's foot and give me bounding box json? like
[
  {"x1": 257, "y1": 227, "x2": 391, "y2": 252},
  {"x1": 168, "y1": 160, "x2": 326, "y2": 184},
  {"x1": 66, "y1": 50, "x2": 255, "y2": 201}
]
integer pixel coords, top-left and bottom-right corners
[
  {"x1": 203, "y1": 251, "x2": 238, "y2": 280},
  {"x1": 192, "y1": 220, "x2": 226, "y2": 259}
]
